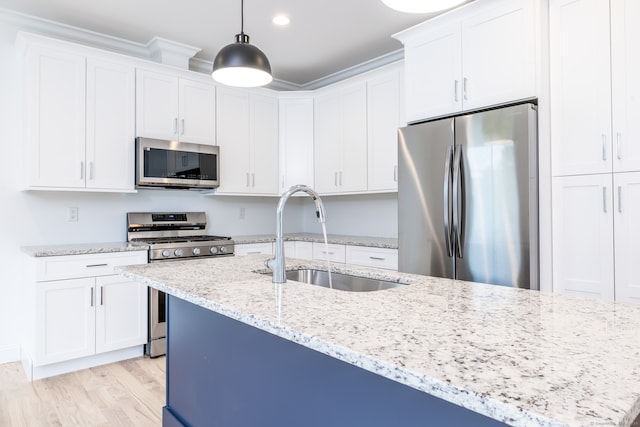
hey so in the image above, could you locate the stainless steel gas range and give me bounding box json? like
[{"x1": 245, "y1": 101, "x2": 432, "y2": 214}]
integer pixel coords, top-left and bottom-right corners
[{"x1": 127, "y1": 212, "x2": 235, "y2": 357}]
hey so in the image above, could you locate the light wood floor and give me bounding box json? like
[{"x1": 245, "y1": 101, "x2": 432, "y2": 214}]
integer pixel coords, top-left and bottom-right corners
[{"x1": 0, "y1": 357, "x2": 165, "y2": 426}]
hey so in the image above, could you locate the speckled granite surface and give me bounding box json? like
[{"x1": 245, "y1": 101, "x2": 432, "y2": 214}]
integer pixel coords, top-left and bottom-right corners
[
  {"x1": 22, "y1": 242, "x2": 149, "y2": 257},
  {"x1": 234, "y1": 233, "x2": 398, "y2": 249},
  {"x1": 117, "y1": 255, "x2": 640, "y2": 427}
]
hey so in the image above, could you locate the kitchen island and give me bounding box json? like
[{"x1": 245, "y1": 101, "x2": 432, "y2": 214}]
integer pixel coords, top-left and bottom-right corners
[{"x1": 117, "y1": 255, "x2": 640, "y2": 427}]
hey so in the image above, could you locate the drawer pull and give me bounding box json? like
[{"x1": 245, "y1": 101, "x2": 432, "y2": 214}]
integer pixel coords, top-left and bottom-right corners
[
  {"x1": 322, "y1": 251, "x2": 335, "y2": 255},
  {"x1": 86, "y1": 263, "x2": 108, "y2": 268},
  {"x1": 247, "y1": 251, "x2": 262, "y2": 254},
  {"x1": 369, "y1": 256, "x2": 385, "y2": 261}
]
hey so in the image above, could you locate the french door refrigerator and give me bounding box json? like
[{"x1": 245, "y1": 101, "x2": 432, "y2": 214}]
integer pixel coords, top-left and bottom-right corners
[{"x1": 398, "y1": 103, "x2": 539, "y2": 289}]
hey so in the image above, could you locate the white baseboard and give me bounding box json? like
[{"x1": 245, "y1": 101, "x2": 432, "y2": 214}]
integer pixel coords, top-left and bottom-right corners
[{"x1": 0, "y1": 344, "x2": 21, "y2": 365}]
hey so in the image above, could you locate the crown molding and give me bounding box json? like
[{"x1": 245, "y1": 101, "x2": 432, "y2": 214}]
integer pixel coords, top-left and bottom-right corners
[{"x1": 0, "y1": 7, "x2": 404, "y2": 90}]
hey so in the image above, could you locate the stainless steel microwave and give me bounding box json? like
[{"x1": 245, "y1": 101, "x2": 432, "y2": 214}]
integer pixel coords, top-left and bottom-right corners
[{"x1": 135, "y1": 137, "x2": 219, "y2": 189}]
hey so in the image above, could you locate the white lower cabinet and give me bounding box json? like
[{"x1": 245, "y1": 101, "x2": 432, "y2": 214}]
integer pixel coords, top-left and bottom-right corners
[
  {"x1": 614, "y1": 172, "x2": 640, "y2": 303},
  {"x1": 235, "y1": 243, "x2": 273, "y2": 256},
  {"x1": 345, "y1": 246, "x2": 398, "y2": 270},
  {"x1": 23, "y1": 251, "x2": 148, "y2": 379},
  {"x1": 552, "y1": 175, "x2": 614, "y2": 300}
]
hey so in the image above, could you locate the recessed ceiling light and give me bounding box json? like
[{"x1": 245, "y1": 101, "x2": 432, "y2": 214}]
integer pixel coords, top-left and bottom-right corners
[{"x1": 272, "y1": 15, "x2": 290, "y2": 26}]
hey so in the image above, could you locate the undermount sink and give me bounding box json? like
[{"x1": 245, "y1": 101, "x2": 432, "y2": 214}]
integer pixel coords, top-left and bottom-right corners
[{"x1": 275, "y1": 269, "x2": 407, "y2": 292}]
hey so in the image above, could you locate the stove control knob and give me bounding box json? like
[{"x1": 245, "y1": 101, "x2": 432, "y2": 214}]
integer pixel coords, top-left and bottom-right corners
[
  {"x1": 220, "y1": 246, "x2": 228, "y2": 254},
  {"x1": 209, "y1": 246, "x2": 218, "y2": 254},
  {"x1": 192, "y1": 247, "x2": 201, "y2": 256},
  {"x1": 174, "y1": 248, "x2": 184, "y2": 257},
  {"x1": 162, "y1": 250, "x2": 171, "y2": 258}
]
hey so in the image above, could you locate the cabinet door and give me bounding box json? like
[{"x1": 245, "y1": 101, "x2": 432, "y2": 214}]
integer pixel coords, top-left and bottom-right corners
[
  {"x1": 552, "y1": 175, "x2": 614, "y2": 300},
  {"x1": 614, "y1": 172, "x2": 640, "y2": 303},
  {"x1": 550, "y1": 0, "x2": 612, "y2": 176},
  {"x1": 339, "y1": 83, "x2": 368, "y2": 193},
  {"x1": 403, "y1": 22, "x2": 461, "y2": 122},
  {"x1": 86, "y1": 58, "x2": 135, "y2": 191},
  {"x1": 135, "y1": 69, "x2": 180, "y2": 140},
  {"x1": 95, "y1": 275, "x2": 148, "y2": 353},
  {"x1": 461, "y1": 0, "x2": 536, "y2": 111},
  {"x1": 216, "y1": 87, "x2": 251, "y2": 193},
  {"x1": 26, "y1": 46, "x2": 86, "y2": 188},
  {"x1": 179, "y1": 79, "x2": 216, "y2": 145},
  {"x1": 279, "y1": 97, "x2": 314, "y2": 192},
  {"x1": 611, "y1": 0, "x2": 640, "y2": 173},
  {"x1": 35, "y1": 278, "x2": 95, "y2": 365},
  {"x1": 314, "y1": 92, "x2": 343, "y2": 193},
  {"x1": 368, "y1": 68, "x2": 402, "y2": 192},
  {"x1": 250, "y1": 93, "x2": 279, "y2": 195}
]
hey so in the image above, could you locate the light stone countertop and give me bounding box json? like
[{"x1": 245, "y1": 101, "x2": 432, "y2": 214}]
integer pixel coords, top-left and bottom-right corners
[
  {"x1": 233, "y1": 232, "x2": 398, "y2": 249},
  {"x1": 21, "y1": 241, "x2": 149, "y2": 257},
  {"x1": 116, "y1": 255, "x2": 640, "y2": 427}
]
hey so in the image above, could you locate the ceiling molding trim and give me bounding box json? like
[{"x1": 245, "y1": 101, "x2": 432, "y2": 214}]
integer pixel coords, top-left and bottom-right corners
[
  {"x1": 0, "y1": 8, "x2": 151, "y2": 59},
  {"x1": 0, "y1": 8, "x2": 405, "y2": 91}
]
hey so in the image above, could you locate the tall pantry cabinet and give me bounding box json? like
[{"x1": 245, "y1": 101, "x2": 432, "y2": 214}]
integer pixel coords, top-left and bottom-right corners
[{"x1": 550, "y1": 0, "x2": 640, "y2": 302}]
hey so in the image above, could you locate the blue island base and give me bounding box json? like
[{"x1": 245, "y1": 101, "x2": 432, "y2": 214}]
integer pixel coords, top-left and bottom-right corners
[{"x1": 164, "y1": 295, "x2": 509, "y2": 427}]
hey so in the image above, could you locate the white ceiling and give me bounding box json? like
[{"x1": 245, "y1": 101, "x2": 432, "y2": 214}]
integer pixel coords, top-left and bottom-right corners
[{"x1": 0, "y1": 0, "x2": 472, "y2": 86}]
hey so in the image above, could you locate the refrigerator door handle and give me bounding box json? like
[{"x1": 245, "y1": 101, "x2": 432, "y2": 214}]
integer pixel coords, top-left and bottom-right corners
[
  {"x1": 452, "y1": 144, "x2": 464, "y2": 258},
  {"x1": 443, "y1": 146, "x2": 454, "y2": 257}
]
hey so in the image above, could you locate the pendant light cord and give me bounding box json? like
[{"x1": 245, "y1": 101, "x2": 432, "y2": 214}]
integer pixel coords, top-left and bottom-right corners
[{"x1": 240, "y1": 0, "x2": 244, "y2": 35}]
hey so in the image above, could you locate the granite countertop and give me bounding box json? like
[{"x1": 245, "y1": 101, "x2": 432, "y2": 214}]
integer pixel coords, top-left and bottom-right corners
[
  {"x1": 21, "y1": 241, "x2": 149, "y2": 257},
  {"x1": 117, "y1": 255, "x2": 640, "y2": 427},
  {"x1": 233, "y1": 233, "x2": 398, "y2": 249}
]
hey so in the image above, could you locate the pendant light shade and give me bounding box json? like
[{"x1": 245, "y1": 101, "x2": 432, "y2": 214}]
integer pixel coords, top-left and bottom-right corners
[
  {"x1": 381, "y1": 0, "x2": 467, "y2": 13},
  {"x1": 212, "y1": 0, "x2": 272, "y2": 87}
]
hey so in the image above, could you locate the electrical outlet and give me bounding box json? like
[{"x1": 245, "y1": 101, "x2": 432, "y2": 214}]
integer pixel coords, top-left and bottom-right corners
[
  {"x1": 67, "y1": 207, "x2": 79, "y2": 222},
  {"x1": 239, "y1": 207, "x2": 246, "y2": 220}
]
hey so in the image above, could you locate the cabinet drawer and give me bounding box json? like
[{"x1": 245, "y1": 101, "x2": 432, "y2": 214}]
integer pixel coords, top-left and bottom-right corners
[
  {"x1": 346, "y1": 246, "x2": 398, "y2": 270},
  {"x1": 35, "y1": 251, "x2": 148, "y2": 282},
  {"x1": 312, "y1": 243, "x2": 346, "y2": 263},
  {"x1": 235, "y1": 243, "x2": 273, "y2": 256}
]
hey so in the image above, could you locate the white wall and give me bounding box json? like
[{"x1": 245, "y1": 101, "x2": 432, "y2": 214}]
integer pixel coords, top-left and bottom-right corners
[
  {"x1": 302, "y1": 193, "x2": 398, "y2": 238},
  {"x1": 0, "y1": 18, "x2": 397, "y2": 364}
]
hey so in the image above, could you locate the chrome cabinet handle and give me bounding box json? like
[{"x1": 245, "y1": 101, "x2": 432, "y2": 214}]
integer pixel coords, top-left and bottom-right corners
[
  {"x1": 617, "y1": 132, "x2": 622, "y2": 160},
  {"x1": 454, "y1": 80, "x2": 459, "y2": 102},
  {"x1": 369, "y1": 256, "x2": 385, "y2": 261},
  {"x1": 89, "y1": 162, "x2": 94, "y2": 180},
  {"x1": 246, "y1": 172, "x2": 250, "y2": 187},
  {"x1": 86, "y1": 263, "x2": 108, "y2": 268},
  {"x1": 339, "y1": 171, "x2": 343, "y2": 186},
  {"x1": 173, "y1": 118, "x2": 178, "y2": 134},
  {"x1": 90, "y1": 288, "x2": 94, "y2": 307},
  {"x1": 443, "y1": 146, "x2": 453, "y2": 258},
  {"x1": 281, "y1": 175, "x2": 285, "y2": 188},
  {"x1": 618, "y1": 185, "x2": 622, "y2": 213},
  {"x1": 80, "y1": 162, "x2": 84, "y2": 180},
  {"x1": 463, "y1": 78, "x2": 468, "y2": 101},
  {"x1": 100, "y1": 286, "x2": 104, "y2": 306},
  {"x1": 180, "y1": 119, "x2": 185, "y2": 135},
  {"x1": 602, "y1": 134, "x2": 607, "y2": 161},
  {"x1": 393, "y1": 165, "x2": 398, "y2": 182},
  {"x1": 603, "y1": 187, "x2": 607, "y2": 213},
  {"x1": 252, "y1": 173, "x2": 255, "y2": 187}
]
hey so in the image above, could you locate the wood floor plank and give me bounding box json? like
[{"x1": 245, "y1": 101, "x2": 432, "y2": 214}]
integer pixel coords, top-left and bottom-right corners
[{"x1": 0, "y1": 357, "x2": 165, "y2": 426}]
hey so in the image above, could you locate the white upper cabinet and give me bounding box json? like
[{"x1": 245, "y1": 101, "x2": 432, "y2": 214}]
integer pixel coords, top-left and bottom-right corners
[
  {"x1": 611, "y1": 0, "x2": 640, "y2": 173},
  {"x1": 23, "y1": 35, "x2": 136, "y2": 192},
  {"x1": 278, "y1": 95, "x2": 314, "y2": 192},
  {"x1": 136, "y1": 69, "x2": 215, "y2": 145},
  {"x1": 367, "y1": 65, "x2": 403, "y2": 192},
  {"x1": 395, "y1": 0, "x2": 537, "y2": 123},
  {"x1": 86, "y1": 58, "x2": 135, "y2": 191},
  {"x1": 216, "y1": 87, "x2": 279, "y2": 195},
  {"x1": 550, "y1": 0, "x2": 612, "y2": 176},
  {"x1": 314, "y1": 82, "x2": 368, "y2": 194}
]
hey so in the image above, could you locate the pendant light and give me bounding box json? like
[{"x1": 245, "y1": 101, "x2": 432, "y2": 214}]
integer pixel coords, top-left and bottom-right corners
[
  {"x1": 212, "y1": 0, "x2": 272, "y2": 87},
  {"x1": 381, "y1": 0, "x2": 467, "y2": 13}
]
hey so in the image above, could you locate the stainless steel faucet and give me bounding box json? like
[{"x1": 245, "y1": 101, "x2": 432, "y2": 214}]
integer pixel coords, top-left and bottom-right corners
[{"x1": 266, "y1": 185, "x2": 327, "y2": 283}]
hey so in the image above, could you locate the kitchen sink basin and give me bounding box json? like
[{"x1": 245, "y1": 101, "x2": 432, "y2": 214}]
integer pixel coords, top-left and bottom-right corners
[{"x1": 272, "y1": 269, "x2": 407, "y2": 292}]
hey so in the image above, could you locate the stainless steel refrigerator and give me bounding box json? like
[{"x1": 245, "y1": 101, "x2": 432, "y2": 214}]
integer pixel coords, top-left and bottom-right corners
[{"x1": 398, "y1": 103, "x2": 538, "y2": 289}]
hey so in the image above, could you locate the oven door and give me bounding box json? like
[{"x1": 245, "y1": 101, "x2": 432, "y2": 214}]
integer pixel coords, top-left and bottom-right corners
[{"x1": 136, "y1": 137, "x2": 219, "y2": 189}]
